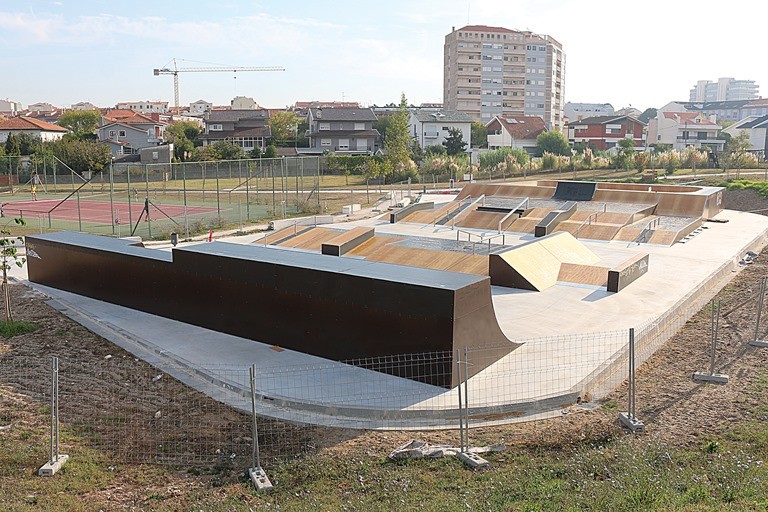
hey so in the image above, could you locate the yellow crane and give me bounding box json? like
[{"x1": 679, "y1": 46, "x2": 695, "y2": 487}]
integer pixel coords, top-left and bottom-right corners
[{"x1": 153, "y1": 58, "x2": 285, "y2": 110}]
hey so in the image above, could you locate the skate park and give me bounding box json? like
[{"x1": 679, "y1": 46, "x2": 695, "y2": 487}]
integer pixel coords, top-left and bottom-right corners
[{"x1": 21, "y1": 180, "x2": 768, "y2": 429}]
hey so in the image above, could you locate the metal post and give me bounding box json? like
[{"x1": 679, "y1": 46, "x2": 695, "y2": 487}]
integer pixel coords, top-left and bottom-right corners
[
  {"x1": 76, "y1": 191, "x2": 82, "y2": 232},
  {"x1": 694, "y1": 299, "x2": 729, "y2": 383},
  {"x1": 182, "y1": 163, "x2": 189, "y2": 240},
  {"x1": 215, "y1": 163, "x2": 221, "y2": 217},
  {"x1": 39, "y1": 356, "x2": 67, "y2": 476},
  {"x1": 127, "y1": 164, "x2": 133, "y2": 231},
  {"x1": 619, "y1": 328, "x2": 644, "y2": 431},
  {"x1": 751, "y1": 277, "x2": 768, "y2": 347},
  {"x1": 109, "y1": 161, "x2": 115, "y2": 235},
  {"x1": 271, "y1": 160, "x2": 276, "y2": 216},
  {"x1": 455, "y1": 349, "x2": 464, "y2": 453},
  {"x1": 248, "y1": 365, "x2": 273, "y2": 491},
  {"x1": 463, "y1": 346, "x2": 470, "y2": 451},
  {"x1": 245, "y1": 161, "x2": 251, "y2": 222}
]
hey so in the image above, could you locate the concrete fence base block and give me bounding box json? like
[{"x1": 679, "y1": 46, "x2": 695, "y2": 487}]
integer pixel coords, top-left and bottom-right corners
[
  {"x1": 693, "y1": 372, "x2": 729, "y2": 384},
  {"x1": 619, "y1": 413, "x2": 645, "y2": 432},
  {"x1": 457, "y1": 451, "x2": 490, "y2": 470},
  {"x1": 749, "y1": 339, "x2": 768, "y2": 348},
  {"x1": 249, "y1": 467, "x2": 274, "y2": 492},
  {"x1": 38, "y1": 454, "x2": 69, "y2": 476}
]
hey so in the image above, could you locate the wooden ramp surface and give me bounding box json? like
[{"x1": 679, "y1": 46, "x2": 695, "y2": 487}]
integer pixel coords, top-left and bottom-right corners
[
  {"x1": 365, "y1": 245, "x2": 488, "y2": 275},
  {"x1": 592, "y1": 189, "x2": 659, "y2": 205},
  {"x1": 260, "y1": 225, "x2": 313, "y2": 245},
  {"x1": 655, "y1": 194, "x2": 707, "y2": 217},
  {"x1": 346, "y1": 236, "x2": 403, "y2": 257},
  {"x1": 402, "y1": 202, "x2": 455, "y2": 224},
  {"x1": 557, "y1": 263, "x2": 609, "y2": 287},
  {"x1": 573, "y1": 223, "x2": 623, "y2": 241},
  {"x1": 277, "y1": 227, "x2": 342, "y2": 251},
  {"x1": 457, "y1": 210, "x2": 506, "y2": 230},
  {"x1": 648, "y1": 230, "x2": 677, "y2": 245}
]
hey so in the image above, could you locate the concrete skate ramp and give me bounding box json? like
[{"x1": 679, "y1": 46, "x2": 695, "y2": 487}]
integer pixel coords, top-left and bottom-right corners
[
  {"x1": 26, "y1": 232, "x2": 518, "y2": 387},
  {"x1": 489, "y1": 232, "x2": 599, "y2": 291}
]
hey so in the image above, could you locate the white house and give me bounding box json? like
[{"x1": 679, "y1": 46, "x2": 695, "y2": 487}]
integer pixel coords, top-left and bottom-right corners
[
  {"x1": 408, "y1": 110, "x2": 472, "y2": 150},
  {"x1": 486, "y1": 115, "x2": 547, "y2": 153},
  {"x1": 723, "y1": 115, "x2": 768, "y2": 154},
  {"x1": 115, "y1": 101, "x2": 169, "y2": 114},
  {"x1": 189, "y1": 100, "x2": 213, "y2": 115},
  {"x1": 647, "y1": 104, "x2": 724, "y2": 152},
  {"x1": 231, "y1": 96, "x2": 257, "y2": 110},
  {"x1": 0, "y1": 117, "x2": 68, "y2": 143}
]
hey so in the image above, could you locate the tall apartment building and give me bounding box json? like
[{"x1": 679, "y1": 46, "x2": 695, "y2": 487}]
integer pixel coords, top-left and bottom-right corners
[
  {"x1": 443, "y1": 25, "x2": 565, "y2": 129},
  {"x1": 689, "y1": 78, "x2": 759, "y2": 102}
]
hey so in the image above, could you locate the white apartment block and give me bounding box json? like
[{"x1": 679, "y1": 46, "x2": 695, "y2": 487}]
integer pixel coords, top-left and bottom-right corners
[
  {"x1": 689, "y1": 78, "x2": 759, "y2": 102},
  {"x1": 115, "y1": 101, "x2": 169, "y2": 114},
  {"x1": 443, "y1": 25, "x2": 565, "y2": 130}
]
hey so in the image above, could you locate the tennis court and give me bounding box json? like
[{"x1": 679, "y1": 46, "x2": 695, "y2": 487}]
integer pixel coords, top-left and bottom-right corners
[{"x1": 1, "y1": 197, "x2": 217, "y2": 224}]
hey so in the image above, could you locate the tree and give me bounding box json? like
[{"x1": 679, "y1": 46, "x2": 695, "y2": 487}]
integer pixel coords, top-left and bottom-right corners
[
  {"x1": 615, "y1": 138, "x2": 636, "y2": 171},
  {"x1": 442, "y1": 127, "x2": 467, "y2": 155},
  {"x1": 165, "y1": 121, "x2": 201, "y2": 162},
  {"x1": 58, "y1": 110, "x2": 100, "y2": 139},
  {"x1": 4, "y1": 134, "x2": 20, "y2": 156},
  {"x1": 16, "y1": 134, "x2": 42, "y2": 156},
  {"x1": 638, "y1": 108, "x2": 657, "y2": 124},
  {"x1": 47, "y1": 138, "x2": 111, "y2": 173},
  {"x1": 263, "y1": 145, "x2": 278, "y2": 159},
  {"x1": 384, "y1": 93, "x2": 412, "y2": 169},
  {"x1": 535, "y1": 130, "x2": 571, "y2": 156},
  {"x1": 726, "y1": 130, "x2": 753, "y2": 172},
  {"x1": 372, "y1": 115, "x2": 391, "y2": 141},
  {"x1": 425, "y1": 144, "x2": 447, "y2": 157},
  {"x1": 1, "y1": 217, "x2": 26, "y2": 324},
  {"x1": 211, "y1": 140, "x2": 244, "y2": 161},
  {"x1": 268, "y1": 111, "x2": 299, "y2": 146},
  {"x1": 470, "y1": 121, "x2": 487, "y2": 148}
]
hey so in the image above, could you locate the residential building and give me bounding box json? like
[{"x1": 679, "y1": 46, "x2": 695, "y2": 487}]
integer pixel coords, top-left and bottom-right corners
[
  {"x1": 689, "y1": 78, "x2": 759, "y2": 102},
  {"x1": 740, "y1": 98, "x2": 768, "y2": 118},
  {"x1": 566, "y1": 115, "x2": 646, "y2": 151},
  {"x1": 189, "y1": 100, "x2": 213, "y2": 115},
  {"x1": 615, "y1": 106, "x2": 643, "y2": 118},
  {"x1": 71, "y1": 102, "x2": 98, "y2": 111},
  {"x1": 200, "y1": 109, "x2": 271, "y2": 152},
  {"x1": 25, "y1": 109, "x2": 63, "y2": 125},
  {"x1": 443, "y1": 25, "x2": 565, "y2": 129},
  {"x1": 231, "y1": 96, "x2": 258, "y2": 110},
  {"x1": 292, "y1": 101, "x2": 360, "y2": 118},
  {"x1": 675, "y1": 100, "x2": 751, "y2": 124},
  {"x1": 722, "y1": 115, "x2": 768, "y2": 154},
  {"x1": 409, "y1": 110, "x2": 472, "y2": 150},
  {"x1": 0, "y1": 117, "x2": 68, "y2": 143},
  {"x1": 647, "y1": 110, "x2": 724, "y2": 152},
  {"x1": 305, "y1": 107, "x2": 379, "y2": 154},
  {"x1": 564, "y1": 102, "x2": 614, "y2": 123},
  {"x1": 99, "y1": 109, "x2": 167, "y2": 155},
  {"x1": 486, "y1": 115, "x2": 546, "y2": 153},
  {"x1": 27, "y1": 102, "x2": 57, "y2": 113},
  {"x1": 0, "y1": 99, "x2": 22, "y2": 115},
  {"x1": 115, "y1": 101, "x2": 169, "y2": 114}
]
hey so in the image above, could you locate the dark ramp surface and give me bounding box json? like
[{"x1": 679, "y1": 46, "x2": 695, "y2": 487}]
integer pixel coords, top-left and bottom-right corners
[
  {"x1": 553, "y1": 181, "x2": 597, "y2": 202},
  {"x1": 26, "y1": 232, "x2": 517, "y2": 387}
]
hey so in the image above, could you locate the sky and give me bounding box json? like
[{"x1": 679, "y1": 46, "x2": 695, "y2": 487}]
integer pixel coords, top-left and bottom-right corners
[{"x1": 1, "y1": 0, "x2": 766, "y2": 111}]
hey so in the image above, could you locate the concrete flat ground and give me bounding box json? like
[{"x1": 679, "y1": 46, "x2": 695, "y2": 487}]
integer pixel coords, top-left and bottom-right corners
[{"x1": 12, "y1": 194, "x2": 768, "y2": 429}]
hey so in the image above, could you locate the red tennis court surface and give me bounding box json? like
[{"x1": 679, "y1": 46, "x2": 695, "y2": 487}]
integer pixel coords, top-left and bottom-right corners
[{"x1": 1, "y1": 198, "x2": 216, "y2": 224}]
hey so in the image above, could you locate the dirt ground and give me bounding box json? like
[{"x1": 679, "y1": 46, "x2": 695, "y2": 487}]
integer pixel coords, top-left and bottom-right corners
[{"x1": 1, "y1": 191, "x2": 767, "y2": 507}]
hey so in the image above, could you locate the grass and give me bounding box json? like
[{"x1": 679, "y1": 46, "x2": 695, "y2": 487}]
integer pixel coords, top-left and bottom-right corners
[
  {"x1": 718, "y1": 179, "x2": 768, "y2": 197},
  {"x1": 0, "y1": 320, "x2": 38, "y2": 338}
]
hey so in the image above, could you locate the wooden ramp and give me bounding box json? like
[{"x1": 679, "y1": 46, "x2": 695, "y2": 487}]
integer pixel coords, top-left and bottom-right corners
[
  {"x1": 364, "y1": 245, "x2": 488, "y2": 275},
  {"x1": 457, "y1": 210, "x2": 506, "y2": 230},
  {"x1": 276, "y1": 227, "x2": 342, "y2": 252},
  {"x1": 557, "y1": 263, "x2": 609, "y2": 287},
  {"x1": 259, "y1": 225, "x2": 313, "y2": 245},
  {"x1": 489, "y1": 232, "x2": 599, "y2": 291},
  {"x1": 345, "y1": 235, "x2": 404, "y2": 257},
  {"x1": 321, "y1": 227, "x2": 374, "y2": 256},
  {"x1": 613, "y1": 216, "x2": 659, "y2": 242},
  {"x1": 401, "y1": 202, "x2": 455, "y2": 224},
  {"x1": 655, "y1": 194, "x2": 707, "y2": 217}
]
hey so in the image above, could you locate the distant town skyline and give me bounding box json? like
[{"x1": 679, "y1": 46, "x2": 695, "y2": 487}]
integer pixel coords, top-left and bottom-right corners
[{"x1": 0, "y1": 0, "x2": 764, "y2": 111}]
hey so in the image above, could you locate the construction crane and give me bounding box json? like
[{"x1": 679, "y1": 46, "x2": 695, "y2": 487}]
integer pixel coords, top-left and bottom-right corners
[{"x1": 153, "y1": 58, "x2": 285, "y2": 110}]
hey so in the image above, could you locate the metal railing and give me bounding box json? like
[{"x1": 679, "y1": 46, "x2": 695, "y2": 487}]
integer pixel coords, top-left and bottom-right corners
[
  {"x1": 497, "y1": 197, "x2": 529, "y2": 233},
  {"x1": 637, "y1": 217, "x2": 661, "y2": 244},
  {"x1": 574, "y1": 211, "x2": 601, "y2": 237}
]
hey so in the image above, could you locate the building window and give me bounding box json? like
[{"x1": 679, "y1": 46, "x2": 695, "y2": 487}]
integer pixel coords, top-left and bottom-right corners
[
  {"x1": 354, "y1": 122, "x2": 365, "y2": 130},
  {"x1": 209, "y1": 124, "x2": 223, "y2": 131},
  {"x1": 338, "y1": 139, "x2": 349, "y2": 150},
  {"x1": 109, "y1": 130, "x2": 116, "y2": 137},
  {"x1": 319, "y1": 122, "x2": 330, "y2": 131},
  {"x1": 119, "y1": 130, "x2": 126, "y2": 137},
  {"x1": 321, "y1": 138, "x2": 331, "y2": 146}
]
